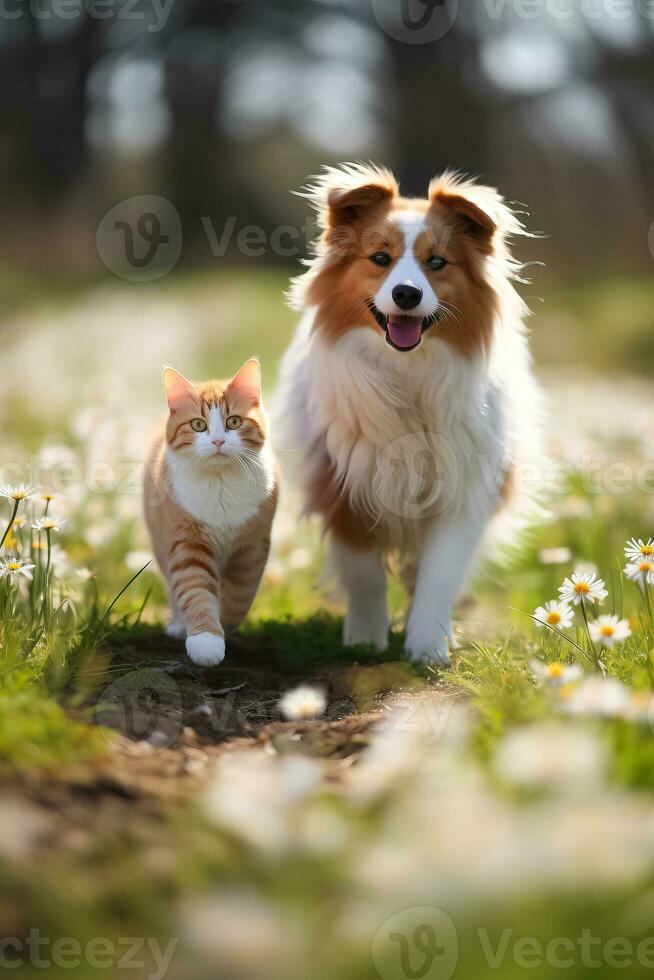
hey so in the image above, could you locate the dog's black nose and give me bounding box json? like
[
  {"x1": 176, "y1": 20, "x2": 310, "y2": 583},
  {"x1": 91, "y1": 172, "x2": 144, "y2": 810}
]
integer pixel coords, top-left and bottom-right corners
[{"x1": 392, "y1": 282, "x2": 422, "y2": 311}]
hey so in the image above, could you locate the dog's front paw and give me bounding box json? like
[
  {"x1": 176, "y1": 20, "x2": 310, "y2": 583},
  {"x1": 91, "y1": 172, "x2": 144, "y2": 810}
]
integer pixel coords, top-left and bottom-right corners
[
  {"x1": 405, "y1": 626, "x2": 451, "y2": 668},
  {"x1": 186, "y1": 632, "x2": 225, "y2": 667},
  {"x1": 343, "y1": 612, "x2": 389, "y2": 651}
]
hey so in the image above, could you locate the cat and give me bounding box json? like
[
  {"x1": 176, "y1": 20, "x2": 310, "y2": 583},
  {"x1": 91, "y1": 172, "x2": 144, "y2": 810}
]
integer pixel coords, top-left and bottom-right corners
[{"x1": 144, "y1": 358, "x2": 278, "y2": 667}]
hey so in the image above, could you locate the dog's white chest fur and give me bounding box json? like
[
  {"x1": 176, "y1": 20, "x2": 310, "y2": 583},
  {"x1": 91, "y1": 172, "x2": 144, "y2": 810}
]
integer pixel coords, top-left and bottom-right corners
[
  {"x1": 281, "y1": 315, "x2": 508, "y2": 542},
  {"x1": 165, "y1": 450, "x2": 271, "y2": 559}
]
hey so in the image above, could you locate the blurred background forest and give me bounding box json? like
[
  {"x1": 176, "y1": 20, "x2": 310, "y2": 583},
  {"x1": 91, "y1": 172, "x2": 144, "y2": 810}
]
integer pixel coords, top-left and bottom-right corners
[{"x1": 1, "y1": 0, "x2": 653, "y2": 287}]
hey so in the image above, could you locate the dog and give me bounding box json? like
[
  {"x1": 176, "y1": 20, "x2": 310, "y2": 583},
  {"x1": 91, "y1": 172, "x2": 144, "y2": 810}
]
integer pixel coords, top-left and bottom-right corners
[{"x1": 277, "y1": 163, "x2": 543, "y2": 665}]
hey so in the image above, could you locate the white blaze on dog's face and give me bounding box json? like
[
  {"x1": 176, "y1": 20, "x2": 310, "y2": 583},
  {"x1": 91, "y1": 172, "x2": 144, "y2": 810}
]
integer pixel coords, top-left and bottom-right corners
[
  {"x1": 292, "y1": 164, "x2": 515, "y2": 358},
  {"x1": 371, "y1": 210, "x2": 441, "y2": 351}
]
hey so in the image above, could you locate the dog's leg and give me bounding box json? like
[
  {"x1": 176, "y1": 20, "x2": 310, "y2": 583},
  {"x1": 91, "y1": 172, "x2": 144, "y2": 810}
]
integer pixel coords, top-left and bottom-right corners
[
  {"x1": 332, "y1": 538, "x2": 389, "y2": 650},
  {"x1": 405, "y1": 513, "x2": 488, "y2": 666}
]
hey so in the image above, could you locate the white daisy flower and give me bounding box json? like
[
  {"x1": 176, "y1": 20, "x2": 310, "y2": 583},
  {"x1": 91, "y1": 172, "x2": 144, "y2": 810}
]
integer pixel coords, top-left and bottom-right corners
[
  {"x1": 279, "y1": 685, "x2": 326, "y2": 721},
  {"x1": 562, "y1": 676, "x2": 630, "y2": 718},
  {"x1": 494, "y1": 723, "x2": 604, "y2": 790},
  {"x1": 0, "y1": 557, "x2": 36, "y2": 580},
  {"x1": 533, "y1": 600, "x2": 574, "y2": 630},
  {"x1": 530, "y1": 659, "x2": 583, "y2": 686},
  {"x1": 588, "y1": 615, "x2": 631, "y2": 648},
  {"x1": 625, "y1": 537, "x2": 654, "y2": 562},
  {"x1": 0, "y1": 484, "x2": 34, "y2": 501},
  {"x1": 76, "y1": 567, "x2": 96, "y2": 581},
  {"x1": 32, "y1": 516, "x2": 66, "y2": 533},
  {"x1": 624, "y1": 559, "x2": 654, "y2": 588},
  {"x1": 559, "y1": 571, "x2": 607, "y2": 606}
]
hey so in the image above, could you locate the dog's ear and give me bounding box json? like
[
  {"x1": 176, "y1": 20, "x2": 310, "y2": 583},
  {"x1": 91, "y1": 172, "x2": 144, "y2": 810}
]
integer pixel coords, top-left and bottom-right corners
[
  {"x1": 300, "y1": 163, "x2": 399, "y2": 230},
  {"x1": 429, "y1": 172, "x2": 518, "y2": 252},
  {"x1": 326, "y1": 180, "x2": 395, "y2": 226}
]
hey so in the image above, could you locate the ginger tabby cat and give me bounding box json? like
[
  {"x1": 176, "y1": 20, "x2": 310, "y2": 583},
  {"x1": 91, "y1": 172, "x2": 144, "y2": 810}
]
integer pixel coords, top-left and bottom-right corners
[{"x1": 144, "y1": 359, "x2": 278, "y2": 667}]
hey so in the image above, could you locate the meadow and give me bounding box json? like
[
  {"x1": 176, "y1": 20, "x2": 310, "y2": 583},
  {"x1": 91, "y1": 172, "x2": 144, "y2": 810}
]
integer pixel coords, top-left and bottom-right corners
[{"x1": 2, "y1": 268, "x2": 654, "y2": 979}]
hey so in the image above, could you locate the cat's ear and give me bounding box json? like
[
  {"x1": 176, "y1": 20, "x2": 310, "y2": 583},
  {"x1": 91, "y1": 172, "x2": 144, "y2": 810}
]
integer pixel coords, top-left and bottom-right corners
[
  {"x1": 228, "y1": 358, "x2": 261, "y2": 407},
  {"x1": 162, "y1": 367, "x2": 199, "y2": 415}
]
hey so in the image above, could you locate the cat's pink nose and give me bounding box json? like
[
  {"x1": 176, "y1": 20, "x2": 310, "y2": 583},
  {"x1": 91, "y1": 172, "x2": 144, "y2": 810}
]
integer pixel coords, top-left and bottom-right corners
[{"x1": 212, "y1": 438, "x2": 225, "y2": 449}]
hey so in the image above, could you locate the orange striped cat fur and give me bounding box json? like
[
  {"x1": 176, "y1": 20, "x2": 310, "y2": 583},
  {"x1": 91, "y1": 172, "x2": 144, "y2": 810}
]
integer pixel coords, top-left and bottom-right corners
[{"x1": 144, "y1": 359, "x2": 278, "y2": 667}]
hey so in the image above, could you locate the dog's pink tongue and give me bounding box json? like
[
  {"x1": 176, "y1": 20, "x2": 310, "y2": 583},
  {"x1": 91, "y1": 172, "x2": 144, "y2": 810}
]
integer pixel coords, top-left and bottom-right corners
[{"x1": 387, "y1": 315, "x2": 422, "y2": 349}]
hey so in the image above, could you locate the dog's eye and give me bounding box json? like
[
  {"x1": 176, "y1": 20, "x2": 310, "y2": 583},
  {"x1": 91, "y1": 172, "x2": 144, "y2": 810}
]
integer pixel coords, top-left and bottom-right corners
[
  {"x1": 426, "y1": 255, "x2": 447, "y2": 271},
  {"x1": 226, "y1": 415, "x2": 242, "y2": 430},
  {"x1": 370, "y1": 251, "x2": 392, "y2": 267},
  {"x1": 190, "y1": 418, "x2": 207, "y2": 432}
]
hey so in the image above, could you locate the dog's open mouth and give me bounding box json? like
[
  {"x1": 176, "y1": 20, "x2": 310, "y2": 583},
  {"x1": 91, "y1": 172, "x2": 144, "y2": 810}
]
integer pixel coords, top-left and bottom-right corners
[{"x1": 368, "y1": 303, "x2": 439, "y2": 352}]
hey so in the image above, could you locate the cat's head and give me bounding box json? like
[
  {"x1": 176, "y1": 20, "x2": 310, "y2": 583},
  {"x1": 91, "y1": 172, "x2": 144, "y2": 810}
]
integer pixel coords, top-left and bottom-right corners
[{"x1": 163, "y1": 359, "x2": 267, "y2": 465}]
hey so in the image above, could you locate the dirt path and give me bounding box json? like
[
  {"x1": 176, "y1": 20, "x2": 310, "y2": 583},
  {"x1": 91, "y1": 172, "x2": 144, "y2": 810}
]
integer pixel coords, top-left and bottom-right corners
[{"x1": 6, "y1": 625, "x2": 461, "y2": 855}]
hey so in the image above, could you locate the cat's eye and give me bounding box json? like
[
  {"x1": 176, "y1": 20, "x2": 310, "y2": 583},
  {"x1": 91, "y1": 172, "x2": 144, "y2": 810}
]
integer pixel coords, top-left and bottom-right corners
[
  {"x1": 426, "y1": 255, "x2": 447, "y2": 271},
  {"x1": 370, "y1": 250, "x2": 391, "y2": 267},
  {"x1": 190, "y1": 418, "x2": 207, "y2": 432},
  {"x1": 225, "y1": 415, "x2": 242, "y2": 430}
]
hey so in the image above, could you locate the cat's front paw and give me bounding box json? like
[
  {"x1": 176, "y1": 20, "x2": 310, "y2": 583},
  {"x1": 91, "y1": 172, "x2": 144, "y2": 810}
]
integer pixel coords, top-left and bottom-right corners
[
  {"x1": 405, "y1": 627, "x2": 451, "y2": 668},
  {"x1": 186, "y1": 632, "x2": 226, "y2": 667},
  {"x1": 165, "y1": 618, "x2": 187, "y2": 640}
]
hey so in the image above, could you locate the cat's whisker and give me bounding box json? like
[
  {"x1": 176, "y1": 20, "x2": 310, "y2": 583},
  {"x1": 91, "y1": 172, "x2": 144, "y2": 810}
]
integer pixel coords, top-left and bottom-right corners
[{"x1": 235, "y1": 454, "x2": 268, "y2": 488}]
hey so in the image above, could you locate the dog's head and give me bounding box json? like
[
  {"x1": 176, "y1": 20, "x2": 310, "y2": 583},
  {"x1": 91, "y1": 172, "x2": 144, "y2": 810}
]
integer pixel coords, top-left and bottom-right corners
[{"x1": 290, "y1": 163, "x2": 526, "y2": 357}]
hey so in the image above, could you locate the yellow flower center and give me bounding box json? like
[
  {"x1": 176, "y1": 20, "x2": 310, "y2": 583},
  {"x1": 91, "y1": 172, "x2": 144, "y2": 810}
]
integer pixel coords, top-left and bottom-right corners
[
  {"x1": 547, "y1": 663, "x2": 564, "y2": 678},
  {"x1": 574, "y1": 582, "x2": 590, "y2": 593},
  {"x1": 547, "y1": 611, "x2": 562, "y2": 625},
  {"x1": 600, "y1": 625, "x2": 614, "y2": 637},
  {"x1": 7, "y1": 562, "x2": 20, "y2": 570},
  {"x1": 641, "y1": 545, "x2": 654, "y2": 556},
  {"x1": 640, "y1": 562, "x2": 652, "y2": 572}
]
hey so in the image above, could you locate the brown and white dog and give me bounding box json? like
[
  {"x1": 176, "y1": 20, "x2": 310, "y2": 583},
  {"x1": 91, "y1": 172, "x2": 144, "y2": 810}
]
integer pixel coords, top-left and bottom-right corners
[{"x1": 277, "y1": 163, "x2": 543, "y2": 665}]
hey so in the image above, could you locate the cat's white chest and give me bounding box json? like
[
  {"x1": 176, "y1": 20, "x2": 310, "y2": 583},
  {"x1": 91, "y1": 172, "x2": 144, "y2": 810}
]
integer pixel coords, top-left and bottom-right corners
[{"x1": 165, "y1": 451, "x2": 270, "y2": 558}]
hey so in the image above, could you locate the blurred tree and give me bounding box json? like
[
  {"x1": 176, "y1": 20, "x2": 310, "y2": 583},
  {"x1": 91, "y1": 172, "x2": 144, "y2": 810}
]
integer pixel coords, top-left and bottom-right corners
[{"x1": 0, "y1": 0, "x2": 652, "y2": 277}]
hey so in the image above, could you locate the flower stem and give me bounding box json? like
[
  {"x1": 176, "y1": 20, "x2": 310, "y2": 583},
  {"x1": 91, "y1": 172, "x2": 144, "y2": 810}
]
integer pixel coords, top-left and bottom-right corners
[
  {"x1": 0, "y1": 499, "x2": 19, "y2": 550},
  {"x1": 42, "y1": 529, "x2": 52, "y2": 625},
  {"x1": 580, "y1": 600, "x2": 598, "y2": 669},
  {"x1": 644, "y1": 582, "x2": 653, "y2": 633}
]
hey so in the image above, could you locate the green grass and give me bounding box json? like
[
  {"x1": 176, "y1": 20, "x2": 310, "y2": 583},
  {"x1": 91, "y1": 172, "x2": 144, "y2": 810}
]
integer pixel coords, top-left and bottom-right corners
[
  {"x1": 0, "y1": 677, "x2": 105, "y2": 774},
  {"x1": 532, "y1": 275, "x2": 654, "y2": 375}
]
